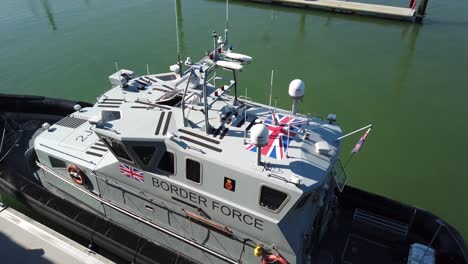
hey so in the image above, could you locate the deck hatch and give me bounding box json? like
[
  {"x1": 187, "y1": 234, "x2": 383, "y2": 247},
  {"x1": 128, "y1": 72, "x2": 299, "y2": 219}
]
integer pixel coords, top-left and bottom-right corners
[{"x1": 55, "y1": 116, "x2": 87, "y2": 129}]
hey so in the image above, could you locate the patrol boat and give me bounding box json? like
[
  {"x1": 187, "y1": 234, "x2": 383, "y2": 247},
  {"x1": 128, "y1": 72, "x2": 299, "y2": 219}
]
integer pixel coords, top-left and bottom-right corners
[
  {"x1": 32, "y1": 33, "x2": 336, "y2": 264},
  {"x1": 1, "y1": 31, "x2": 467, "y2": 264}
]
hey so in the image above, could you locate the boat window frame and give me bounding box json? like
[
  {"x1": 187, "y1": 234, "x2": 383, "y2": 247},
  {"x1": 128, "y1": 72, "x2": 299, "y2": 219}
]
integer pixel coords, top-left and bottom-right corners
[
  {"x1": 101, "y1": 136, "x2": 134, "y2": 164},
  {"x1": 185, "y1": 157, "x2": 202, "y2": 185},
  {"x1": 156, "y1": 150, "x2": 176, "y2": 176},
  {"x1": 132, "y1": 145, "x2": 157, "y2": 166},
  {"x1": 49, "y1": 155, "x2": 67, "y2": 168},
  {"x1": 258, "y1": 184, "x2": 290, "y2": 213}
]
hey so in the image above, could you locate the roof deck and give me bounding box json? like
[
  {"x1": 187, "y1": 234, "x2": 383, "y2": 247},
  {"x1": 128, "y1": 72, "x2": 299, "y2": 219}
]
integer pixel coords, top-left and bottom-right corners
[{"x1": 36, "y1": 62, "x2": 343, "y2": 192}]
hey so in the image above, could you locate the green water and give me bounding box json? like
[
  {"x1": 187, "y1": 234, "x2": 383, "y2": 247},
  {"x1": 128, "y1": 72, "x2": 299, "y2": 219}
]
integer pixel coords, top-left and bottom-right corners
[{"x1": 1, "y1": 0, "x2": 468, "y2": 241}]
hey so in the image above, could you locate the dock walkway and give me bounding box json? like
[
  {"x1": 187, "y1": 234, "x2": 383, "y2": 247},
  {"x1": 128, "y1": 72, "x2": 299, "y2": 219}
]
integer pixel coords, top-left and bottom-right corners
[
  {"x1": 253, "y1": 0, "x2": 415, "y2": 20},
  {"x1": 0, "y1": 204, "x2": 113, "y2": 264}
]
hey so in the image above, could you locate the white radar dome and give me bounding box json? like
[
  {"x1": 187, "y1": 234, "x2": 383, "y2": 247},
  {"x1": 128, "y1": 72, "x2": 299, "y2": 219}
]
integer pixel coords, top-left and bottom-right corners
[
  {"x1": 288, "y1": 79, "x2": 305, "y2": 99},
  {"x1": 250, "y1": 124, "x2": 269, "y2": 147}
]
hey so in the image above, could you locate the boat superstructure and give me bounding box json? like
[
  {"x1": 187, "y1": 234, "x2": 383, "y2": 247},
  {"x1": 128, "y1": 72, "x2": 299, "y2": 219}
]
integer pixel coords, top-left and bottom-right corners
[{"x1": 30, "y1": 29, "x2": 346, "y2": 264}]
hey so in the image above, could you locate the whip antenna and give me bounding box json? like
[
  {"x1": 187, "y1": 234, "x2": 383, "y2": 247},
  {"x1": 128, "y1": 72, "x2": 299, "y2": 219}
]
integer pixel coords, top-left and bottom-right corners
[
  {"x1": 226, "y1": 0, "x2": 229, "y2": 29},
  {"x1": 224, "y1": 0, "x2": 229, "y2": 44},
  {"x1": 174, "y1": 0, "x2": 183, "y2": 75},
  {"x1": 268, "y1": 69, "x2": 274, "y2": 112}
]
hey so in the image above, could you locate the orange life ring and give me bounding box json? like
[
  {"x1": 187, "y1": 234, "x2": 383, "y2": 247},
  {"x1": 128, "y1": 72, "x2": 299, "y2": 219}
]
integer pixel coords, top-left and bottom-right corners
[
  {"x1": 261, "y1": 254, "x2": 288, "y2": 264},
  {"x1": 67, "y1": 164, "x2": 85, "y2": 185}
]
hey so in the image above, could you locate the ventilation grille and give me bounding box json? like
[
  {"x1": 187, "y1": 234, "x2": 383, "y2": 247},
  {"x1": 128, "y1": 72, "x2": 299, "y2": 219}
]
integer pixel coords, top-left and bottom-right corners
[{"x1": 55, "y1": 116, "x2": 87, "y2": 129}]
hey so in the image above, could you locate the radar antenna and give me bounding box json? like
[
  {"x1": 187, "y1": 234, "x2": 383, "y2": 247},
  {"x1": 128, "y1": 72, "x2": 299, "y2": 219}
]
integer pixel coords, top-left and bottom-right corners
[
  {"x1": 288, "y1": 79, "x2": 305, "y2": 115},
  {"x1": 250, "y1": 124, "x2": 269, "y2": 166}
]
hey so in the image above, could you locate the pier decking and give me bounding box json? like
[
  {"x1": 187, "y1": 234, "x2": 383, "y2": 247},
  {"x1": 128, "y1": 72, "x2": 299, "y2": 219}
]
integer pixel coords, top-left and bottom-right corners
[
  {"x1": 250, "y1": 0, "x2": 416, "y2": 20},
  {"x1": 0, "y1": 204, "x2": 112, "y2": 264}
]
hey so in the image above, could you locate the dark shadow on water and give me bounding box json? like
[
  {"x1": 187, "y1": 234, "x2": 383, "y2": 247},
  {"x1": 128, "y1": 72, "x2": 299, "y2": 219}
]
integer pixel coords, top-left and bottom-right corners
[
  {"x1": 41, "y1": 0, "x2": 57, "y2": 31},
  {"x1": 0, "y1": 232, "x2": 52, "y2": 264},
  {"x1": 422, "y1": 17, "x2": 468, "y2": 28},
  {"x1": 395, "y1": 23, "x2": 421, "y2": 97}
]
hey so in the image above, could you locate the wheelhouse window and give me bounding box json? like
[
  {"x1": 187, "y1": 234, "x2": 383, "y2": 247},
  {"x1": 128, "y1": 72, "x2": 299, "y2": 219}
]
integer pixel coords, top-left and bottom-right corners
[
  {"x1": 186, "y1": 158, "x2": 201, "y2": 183},
  {"x1": 157, "y1": 151, "x2": 175, "y2": 175},
  {"x1": 49, "y1": 156, "x2": 66, "y2": 168},
  {"x1": 102, "y1": 137, "x2": 133, "y2": 162},
  {"x1": 259, "y1": 186, "x2": 288, "y2": 212},
  {"x1": 133, "y1": 146, "x2": 155, "y2": 165}
]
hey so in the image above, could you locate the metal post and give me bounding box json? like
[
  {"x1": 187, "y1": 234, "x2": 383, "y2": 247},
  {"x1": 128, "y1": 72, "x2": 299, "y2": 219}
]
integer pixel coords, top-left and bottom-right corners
[
  {"x1": 202, "y1": 70, "x2": 212, "y2": 134},
  {"x1": 175, "y1": 0, "x2": 183, "y2": 75},
  {"x1": 233, "y1": 70, "x2": 238, "y2": 105},
  {"x1": 212, "y1": 31, "x2": 218, "y2": 61},
  {"x1": 181, "y1": 70, "x2": 193, "y2": 127},
  {"x1": 257, "y1": 147, "x2": 262, "y2": 165},
  {"x1": 415, "y1": 0, "x2": 429, "y2": 23},
  {"x1": 291, "y1": 99, "x2": 298, "y2": 116}
]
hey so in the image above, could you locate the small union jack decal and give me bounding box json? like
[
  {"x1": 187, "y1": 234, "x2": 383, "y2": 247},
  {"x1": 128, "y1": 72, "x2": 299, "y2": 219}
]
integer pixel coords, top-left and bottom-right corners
[
  {"x1": 246, "y1": 113, "x2": 304, "y2": 160},
  {"x1": 119, "y1": 163, "x2": 144, "y2": 183}
]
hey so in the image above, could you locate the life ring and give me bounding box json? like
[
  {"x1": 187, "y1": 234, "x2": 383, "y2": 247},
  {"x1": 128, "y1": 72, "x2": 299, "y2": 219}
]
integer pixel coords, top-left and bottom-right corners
[
  {"x1": 261, "y1": 254, "x2": 288, "y2": 264},
  {"x1": 67, "y1": 164, "x2": 85, "y2": 185}
]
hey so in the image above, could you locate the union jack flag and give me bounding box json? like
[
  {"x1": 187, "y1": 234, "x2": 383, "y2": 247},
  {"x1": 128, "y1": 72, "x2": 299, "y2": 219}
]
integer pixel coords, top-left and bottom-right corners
[
  {"x1": 119, "y1": 163, "x2": 144, "y2": 183},
  {"x1": 352, "y1": 128, "x2": 371, "y2": 153},
  {"x1": 246, "y1": 113, "x2": 304, "y2": 160}
]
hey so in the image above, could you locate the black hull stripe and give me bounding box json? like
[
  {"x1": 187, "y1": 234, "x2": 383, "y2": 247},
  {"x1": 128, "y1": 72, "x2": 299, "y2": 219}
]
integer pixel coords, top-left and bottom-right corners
[
  {"x1": 179, "y1": 129, "x2": 220, "y2": 144},
  {"x1": 86, "y1": 151, "x2": 103, "y2": 157},
  {"x1": 90, "y1": 146, "x2": 108, "y2": 152},
  {"x1": 101, "y1": 101, "x2": 122, "y2": 105},
  {"x1": 162, "y1": 112, "x2": 172, "y2": 135},
  {"x1": 97, "y1": 105, "x2": 120, "y2": 108},
  {"x1": 103, "y1": 98, "x2": 124, "y2": 102},
  {"x1": 245, "y1": 119, "x2": 257, "y2": 131},
  {"x1": 220, "y1": 128, "x2": 229, "y2": 140},
  {"x1": 180, "y1": 136, "x2": 222, "y2": 153},
  {"x1": 155, "y1": 112, "x2": 166, "y2": 135}
]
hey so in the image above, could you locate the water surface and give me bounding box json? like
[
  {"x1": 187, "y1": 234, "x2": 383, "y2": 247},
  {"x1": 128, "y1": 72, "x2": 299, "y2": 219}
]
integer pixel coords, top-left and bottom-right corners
[{"x1": 1, "y1": 0, "x2": 468, "y2": 241}]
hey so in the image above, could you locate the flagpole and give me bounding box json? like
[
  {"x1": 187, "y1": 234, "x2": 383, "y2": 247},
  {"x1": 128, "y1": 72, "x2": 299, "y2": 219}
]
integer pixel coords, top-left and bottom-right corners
[
  {"x1": 344, "y1": 127, "x2": 372, "y2": 169},
  {"x1": 336, "y1": 124, "x2": 373, "y2": 141},
  {"x1": 285, "y1": 114, "x2": 291, "y2": 158},
  {"x1": 343, "y1": 153, "x2": 355, "y2": 169}
]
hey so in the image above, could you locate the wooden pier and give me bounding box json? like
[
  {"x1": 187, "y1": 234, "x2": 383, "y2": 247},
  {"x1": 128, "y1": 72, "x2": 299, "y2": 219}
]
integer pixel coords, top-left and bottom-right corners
[{"x1": 248, "y1": 0, "x2": 421, "y2": 21}]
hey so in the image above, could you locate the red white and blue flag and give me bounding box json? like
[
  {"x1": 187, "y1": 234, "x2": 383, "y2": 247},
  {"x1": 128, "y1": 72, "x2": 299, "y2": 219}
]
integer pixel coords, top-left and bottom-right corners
[
  {"x1": 120, "y1": 163, "x2": 145, "y2": 183},
  {"x1": 352, "y1": 128, "x2": 371, "y2": 153},
  {"x1": 246, "y1": 113, "x2": 304, "y2": 160}
]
